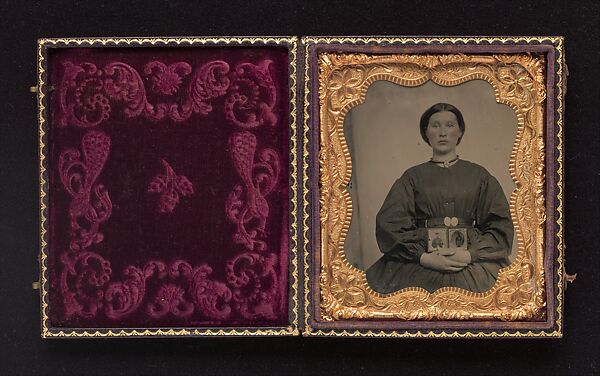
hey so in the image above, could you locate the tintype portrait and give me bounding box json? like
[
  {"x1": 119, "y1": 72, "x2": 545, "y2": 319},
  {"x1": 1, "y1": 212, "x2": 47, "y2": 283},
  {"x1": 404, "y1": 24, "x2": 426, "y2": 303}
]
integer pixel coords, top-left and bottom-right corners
[
  {"x1": 313, "y1": 44, "x2": 557, "y2": 329},
  {"x1": 343, "y1": 83, "x2": 518, "y2": 295}
]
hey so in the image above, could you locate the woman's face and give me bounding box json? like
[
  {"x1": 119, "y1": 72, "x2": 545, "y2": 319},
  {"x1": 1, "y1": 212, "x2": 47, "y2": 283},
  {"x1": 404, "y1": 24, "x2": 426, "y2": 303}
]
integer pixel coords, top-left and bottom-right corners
[{"x1": 426, "y1": 111, "x2": 462, "y2": 155}]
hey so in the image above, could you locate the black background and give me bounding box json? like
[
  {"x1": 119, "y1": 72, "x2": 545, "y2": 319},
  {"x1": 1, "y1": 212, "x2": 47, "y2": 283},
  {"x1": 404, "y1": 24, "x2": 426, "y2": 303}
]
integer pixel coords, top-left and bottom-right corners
[{"x1": 0, "y1": 1, "x2": 598, "y2": 375}]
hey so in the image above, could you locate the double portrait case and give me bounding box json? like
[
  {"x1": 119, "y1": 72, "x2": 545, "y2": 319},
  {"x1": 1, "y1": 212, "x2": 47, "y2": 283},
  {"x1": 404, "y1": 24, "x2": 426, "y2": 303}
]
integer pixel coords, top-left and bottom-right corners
[{"x1": 36, "y1": 36, "x2": 565, "y2": 338}]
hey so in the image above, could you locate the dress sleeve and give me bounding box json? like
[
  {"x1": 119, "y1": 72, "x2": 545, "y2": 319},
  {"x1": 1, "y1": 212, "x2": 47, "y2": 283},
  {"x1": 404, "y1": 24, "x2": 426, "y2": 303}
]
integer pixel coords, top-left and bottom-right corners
[
  {"x1": 375, "y1": 173, "x2": 427, "y2": 262},
  {"x1": 468, "y1": 173, "x2": 514, "y2": 263}
]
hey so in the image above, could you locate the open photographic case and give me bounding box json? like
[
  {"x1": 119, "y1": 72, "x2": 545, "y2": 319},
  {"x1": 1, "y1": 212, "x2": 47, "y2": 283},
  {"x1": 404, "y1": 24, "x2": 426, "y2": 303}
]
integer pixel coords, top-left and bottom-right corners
[{"x1": 37, "y1": 36, "x2": 565, "y2": 338}]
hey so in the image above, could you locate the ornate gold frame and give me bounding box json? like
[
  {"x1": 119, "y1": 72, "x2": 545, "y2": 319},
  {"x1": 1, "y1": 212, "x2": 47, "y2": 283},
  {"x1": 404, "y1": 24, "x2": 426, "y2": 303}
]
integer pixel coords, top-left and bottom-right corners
[
  {"x1": 37, "y1": 37, "x2": 300, "y2": 338},
  {"x1": 316, "y1": 50, "x2": 553, "y2": 325}
]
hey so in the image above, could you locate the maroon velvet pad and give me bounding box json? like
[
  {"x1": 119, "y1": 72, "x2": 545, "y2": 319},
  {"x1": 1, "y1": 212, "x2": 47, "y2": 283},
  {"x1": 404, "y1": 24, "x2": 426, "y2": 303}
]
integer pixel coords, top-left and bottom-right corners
[{"x1": 46, "y1": 46, "x2": 290, "y2": 328}]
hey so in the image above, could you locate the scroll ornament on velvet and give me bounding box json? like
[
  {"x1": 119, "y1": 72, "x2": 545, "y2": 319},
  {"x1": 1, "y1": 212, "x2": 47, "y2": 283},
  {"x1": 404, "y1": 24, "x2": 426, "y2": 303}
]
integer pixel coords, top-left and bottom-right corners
[
  {"x1": 226, "y1": 131, "x2": 281, "y2": 252},
  {"x1": 58, "y1": 130, "x2": 112, "y2": 252},
  {"x1": 58, "y1": 60, "x2": 277, "y2": 129},
  {"x1": 54, "y1": 57, "x2": 286, "y2": 325}
]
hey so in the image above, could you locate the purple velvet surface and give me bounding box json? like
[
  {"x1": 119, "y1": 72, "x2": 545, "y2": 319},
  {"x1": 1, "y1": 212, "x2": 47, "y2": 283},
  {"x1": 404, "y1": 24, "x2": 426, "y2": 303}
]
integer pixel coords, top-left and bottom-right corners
[{"x1": 46, "y1": 46, "x2": 291, "y2": 328}]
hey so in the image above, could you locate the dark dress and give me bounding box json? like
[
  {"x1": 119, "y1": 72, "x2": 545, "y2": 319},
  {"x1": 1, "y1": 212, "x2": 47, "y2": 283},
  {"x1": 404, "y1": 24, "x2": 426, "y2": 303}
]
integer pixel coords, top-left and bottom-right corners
[{"x1": 365, "y1": 159, "x2": 514, "y2": 294}]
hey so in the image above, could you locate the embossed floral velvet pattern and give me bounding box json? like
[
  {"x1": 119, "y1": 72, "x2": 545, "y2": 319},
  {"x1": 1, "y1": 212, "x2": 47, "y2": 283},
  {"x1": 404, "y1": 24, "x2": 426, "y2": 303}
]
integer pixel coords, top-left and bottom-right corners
[{"x1": 46, "y1": 47, "x2": 290, "y2": 328}]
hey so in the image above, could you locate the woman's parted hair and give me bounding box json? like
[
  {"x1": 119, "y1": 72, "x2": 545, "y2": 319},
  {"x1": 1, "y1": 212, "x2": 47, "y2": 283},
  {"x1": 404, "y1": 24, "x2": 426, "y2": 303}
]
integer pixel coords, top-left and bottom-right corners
[{"x1": 419, "y1": 103, "x2": 466, "y2": 145}]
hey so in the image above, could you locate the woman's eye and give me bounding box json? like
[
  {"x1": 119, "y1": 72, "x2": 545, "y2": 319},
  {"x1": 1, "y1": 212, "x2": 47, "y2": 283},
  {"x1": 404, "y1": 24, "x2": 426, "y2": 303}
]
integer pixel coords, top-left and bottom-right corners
[{"x1": 447, "y1": 123, "x2": 455, "y2": 127}]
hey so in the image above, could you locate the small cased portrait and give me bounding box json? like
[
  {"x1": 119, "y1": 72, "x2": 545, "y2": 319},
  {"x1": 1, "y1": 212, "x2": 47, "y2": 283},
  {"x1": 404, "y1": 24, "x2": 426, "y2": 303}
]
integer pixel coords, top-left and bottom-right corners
[
  {"x1": 449, "y1": 228, "x2": 467, "y2": 250},
  {"x1": 427, "y1": 228, "x2": 449, "y2": 252}
]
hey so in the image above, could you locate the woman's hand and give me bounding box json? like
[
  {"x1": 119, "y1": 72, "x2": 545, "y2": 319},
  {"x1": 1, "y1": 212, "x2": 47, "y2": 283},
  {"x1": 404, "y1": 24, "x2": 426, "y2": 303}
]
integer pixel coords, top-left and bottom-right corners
[
  {"x1": 444, "y1": 248, "x2": 472, "y2": 264},
  {"x1": 419, "y1": 248, "x2": 469, "y2": 272}
]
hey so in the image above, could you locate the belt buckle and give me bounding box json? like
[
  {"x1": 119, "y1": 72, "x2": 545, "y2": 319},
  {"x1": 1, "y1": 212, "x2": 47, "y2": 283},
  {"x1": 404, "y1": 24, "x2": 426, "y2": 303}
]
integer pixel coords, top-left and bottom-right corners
[{"x1": 443, "y1": 216, "x2": 459, "y2": 227}]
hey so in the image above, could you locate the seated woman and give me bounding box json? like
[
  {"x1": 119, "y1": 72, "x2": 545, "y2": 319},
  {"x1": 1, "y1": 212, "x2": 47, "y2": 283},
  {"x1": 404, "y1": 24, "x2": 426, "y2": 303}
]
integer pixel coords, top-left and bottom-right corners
[{"x1": 366, "y1": 103, "x2": 514, "y2": 294}]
